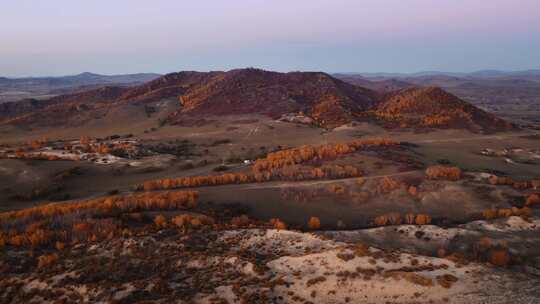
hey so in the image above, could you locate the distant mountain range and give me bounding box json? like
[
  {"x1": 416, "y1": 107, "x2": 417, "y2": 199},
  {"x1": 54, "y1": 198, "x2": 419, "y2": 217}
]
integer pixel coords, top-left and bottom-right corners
[
  {"x1": 0, "y1": 72, "x2": 162, "y2": 86},
  {"x1": 0, "y1": 72, "x2": 162, "y2": 103},
  {"x1": 338, "y1": 70, "x2": 540, "y2": 79}
]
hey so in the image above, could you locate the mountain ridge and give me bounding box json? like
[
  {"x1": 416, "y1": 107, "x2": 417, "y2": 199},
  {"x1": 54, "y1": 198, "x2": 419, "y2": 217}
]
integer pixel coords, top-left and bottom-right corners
[{"x1": 0, "y1": 68, "x2": 514, "y2": 132}]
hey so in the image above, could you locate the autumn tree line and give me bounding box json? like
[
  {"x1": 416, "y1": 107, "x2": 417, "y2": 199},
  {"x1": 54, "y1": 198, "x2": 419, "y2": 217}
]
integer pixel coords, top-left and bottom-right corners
[
  {"x1": 0, "y1": 191, "x2": 198, "y2": 251},
  {"x1": 0, "y1": 191, "x2": 198, "y2": 223},
  {"x1": 425, "y1": 165, "x2": 462, "y2": 181},
  {"x1": 137, "y1": 138, "x2": 399, "y2": 191},
  {"x1": 488, "y1": 175, "x2": 540, "y2": 190}
]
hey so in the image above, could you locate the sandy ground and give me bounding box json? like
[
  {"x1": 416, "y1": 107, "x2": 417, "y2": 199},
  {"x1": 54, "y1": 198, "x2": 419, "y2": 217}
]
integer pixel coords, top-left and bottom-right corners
[{"x1": 3, "y1": 227, "x2": 540, "y2": 303}]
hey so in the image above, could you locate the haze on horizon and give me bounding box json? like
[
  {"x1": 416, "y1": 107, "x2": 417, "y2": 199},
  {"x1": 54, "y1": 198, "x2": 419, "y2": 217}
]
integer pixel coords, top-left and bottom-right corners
[{"x1": 1, "y1": 0, "x2": 539, "y2": 77}]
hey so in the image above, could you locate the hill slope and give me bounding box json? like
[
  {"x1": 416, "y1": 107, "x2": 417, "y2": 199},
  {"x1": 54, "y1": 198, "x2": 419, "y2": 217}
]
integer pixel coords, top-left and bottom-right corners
[
  {"x1": 373, "y1": 87, "x2": 514, "y2": 132},
  {"x1": 1, "y1": 69, "x2": 379, "y2": 129},
  {"x1": 0, "y1": 69, "x2": 515, "y2": 132},
  {"x1": 172, "y1": 69, "x2": 378, "y2": 127}
]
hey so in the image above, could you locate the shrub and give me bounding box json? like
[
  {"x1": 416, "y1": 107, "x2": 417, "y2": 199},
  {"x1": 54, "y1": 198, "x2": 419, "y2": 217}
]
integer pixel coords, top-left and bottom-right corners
[
  {"x1": 55, "y1": 242, "x2": 65, "y2": 251},
  {"x1": 482, "y1": 209, "x2": 498, "y2": 219},
  {"x1": 269, "y1": 218, "x2": 287, "y2": 230},
  {"x1": 488, "y1": 176, "x2": 513, "y2": 186},
  {"x1": 497, "y1": 209, "x2": 513, "y2": 217},
  {"x1": 307, "y1": 217, "x2": 321, "y2": 230},
  {"x1": 172, "y1": 215, "x2": 189, "y2": 228},
  {"x1": 425, "y1": 165, "x2": 461, "y2": 181},
  {"x1": 408, "y1": 186, "x2": 418, "y2": 197},
  {"x1": 526, "y1": 193, "x2": 540, "y2": 206},
  {"x1": 37, "y1": 253, "x2": 59, "y2": 269},
  {"x1": 415, "y1": 214, "x2": 432, "y2": 225},
  {"x1": 190, "y1": 217, "x2": 202, "y2": 228},
  {"x1": 489, "y1": 249, "x2": 510, "y2": 267},
  {"x1": 512, "y1": 206, "x2": 533, "y2": 217},
  {"x1": 373, "y1": 215, "x2": 389, "y2": 226},
  {"x1": 231, "y1": 215, "x2": 250, "y2": 227},
  {"x1": 154, "y1": 215, "x2": 167, "y2": 228},
  {"x1": 327, "y1": 184, "x2": 346, "y2": 195},
  {"x1": 376, "y1": 177, "x2": 402, "y2": 194}
]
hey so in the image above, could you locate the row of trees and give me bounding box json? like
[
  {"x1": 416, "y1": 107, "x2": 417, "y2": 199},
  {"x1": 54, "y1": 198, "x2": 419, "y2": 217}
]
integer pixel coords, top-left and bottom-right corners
[
  {"x1": 0, "y1": 191, "x2": 199, "y2": 251},
  {"x1": 373, "y1": 212, "x2": 432, "y2": 226},
  {"x1": 0, "y1": 191, "x2": 198, "y2": 223},
  {"x1": 482, "y1": 206, "x2": 533, "y2": 220},
  {"x1": 139, "y1": 164, "x2": 363, "y2": 191},
  {"x1": 489, "y1": 175, "x2": 540, "y2": 190},
  {"x1": 253, "y1": 138, "x2": 399, "y2": 172},
  {"x1": 138, "y1": 139, "x2": 399, "y2": 191},
  {"x1": 10, "y1": 151, "x2": 80, "y2": 161},
  {"x1": 425, "y1": 165, "x2": 462, "y2": 181}
]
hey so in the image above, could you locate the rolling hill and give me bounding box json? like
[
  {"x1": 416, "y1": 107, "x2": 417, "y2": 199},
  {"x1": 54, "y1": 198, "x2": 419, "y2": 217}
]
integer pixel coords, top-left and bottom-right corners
[
  {"x1": 373, "y1": 87, "x2": 515, "y2": 132},
  {"x1": 0, "y1": 69, "x2": 515, "y2": 132}
]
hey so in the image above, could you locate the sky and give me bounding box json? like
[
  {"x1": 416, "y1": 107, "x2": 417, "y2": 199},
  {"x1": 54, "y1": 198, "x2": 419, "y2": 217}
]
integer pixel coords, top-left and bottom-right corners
[{"x1": 1, "y1": 0, "x2": 539, "y2": 77}]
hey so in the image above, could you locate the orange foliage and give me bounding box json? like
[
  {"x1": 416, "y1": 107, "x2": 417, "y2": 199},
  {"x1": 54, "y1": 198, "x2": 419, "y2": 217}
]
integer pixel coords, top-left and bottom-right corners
[
  {"x1": 80, "y1": 136, "x2": 91, "y2": 145},
  {"x1": 141, "y1": 164, "x2": 362, "y2": 191},
  {"x1": 10, "y1": 151, "x2": 79, "y2": 161},
  {"x1": 421, "y1": 114, "x2": 453, "y2": 127},
  {"x1": 526, "y1": 193, "x2": 540, "y2": 206},
  {"x1": 483, "y1": 207, "x2": 528, "y2": 219},
  {"x1": 28, "y1": 229, "x2": 52, "y2": 248},
  {"x1": 269, "y1": 218, "x2": 287, "y2": 230},
  {"x1": 376, "y1": 176, "x2": 402, "y2": 193},
  {"x1": 488, "y1": 175, "x2": 514, "y2": 186},
  {"x1": 55, "y1": 242, "x2": 65, "y2": 251},
  {"x1": 154, "y1": 215, "x2": 167, "y2": 228},
  {"x1": 136, "y1": 139, "x2": 398, "y2": 191},
  {"x1": 375, "y1": 213, "x2": 431, "y2": 226},
  {"x1": 425, "y1": 166, "x2": 462, "y2": 181},
  {"x1": 407, "y1": 186, "x2": 418, "y2": 197},
  {"x1": 74, "y1": 222, "x2": 93, "y2": 232},
  {"x1": 512, "y1": 206, "x2": 533, "y2": 217},
  {"x1": 415, "y1": 214, "x2": 432, "y2": 225},
  {"x1": 29, "y1": 138, "x2": 49, "y2": 149},
  {"x1": 327, "y1": 184, "x2": 346, "y2": 195},
  {"x1": 9, "y1": 235, "x2": 26, "y2": 247},
  {"x1": 489, "y1": 249, "x2": 510, "y2": 267},
  {"x1": 37, "y1": 253, "x2": 59, "y2": 269},
  {"x1": 171, "y1": 214, "x2": 214, "y2": 230},
  {"x1": 253, "y1": 138, "x2": 398, "y2": 172},
  {"x1": 0, "y1": 191, "x2": 198, "y2": 223},
  {"x1": 373, "y1": 215, "x2": 389, "y2": 226},
  {"x1": 497, "y1": 209, "x2": 513, "y2": 217},
  {"x1": 231, "y1": 215, "x2": 251, "y2": 227},
  {"x1": 482, "y1": 209, "x2": 498, "y2": 220},
  {"x1": 307, "y1": 217, "x2": 321, "y2": 230}
]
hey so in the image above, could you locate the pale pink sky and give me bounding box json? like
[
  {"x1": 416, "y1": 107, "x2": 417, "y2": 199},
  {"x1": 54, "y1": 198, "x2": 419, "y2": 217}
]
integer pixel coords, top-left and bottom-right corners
[{"x1": 1, "y1": 0, "x2": 539, "y2": 76}]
